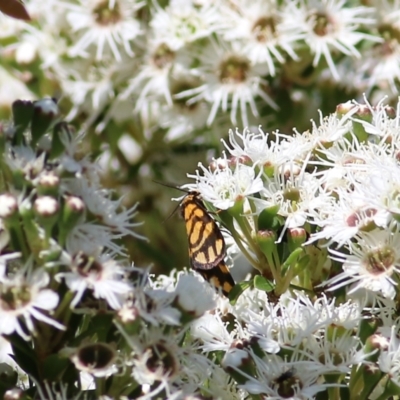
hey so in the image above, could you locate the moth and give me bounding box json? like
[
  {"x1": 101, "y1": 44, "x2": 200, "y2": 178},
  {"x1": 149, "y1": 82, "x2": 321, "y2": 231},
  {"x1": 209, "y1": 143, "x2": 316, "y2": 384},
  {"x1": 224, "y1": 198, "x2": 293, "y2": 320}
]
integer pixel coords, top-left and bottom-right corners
[{"x1": 180, "y1": 191, "x2": 235, "y2": 297}]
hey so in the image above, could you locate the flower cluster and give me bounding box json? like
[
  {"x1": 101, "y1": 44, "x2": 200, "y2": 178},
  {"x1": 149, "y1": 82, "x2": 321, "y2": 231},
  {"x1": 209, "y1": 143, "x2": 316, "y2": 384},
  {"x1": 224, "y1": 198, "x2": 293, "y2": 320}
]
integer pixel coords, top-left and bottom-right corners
[
  {"x1": 0, "y1": 99, "x2": 227, "y2": 399},
  {"x1": 4, "y1": 0, "x2": 400, "y2": 277},
  {"x1": 3, "y1": 0, "x2": 400, "y2": 397},
  {"x1": 1, "y1": 0, "x2": 398, "y2": 142},
  {"x1": 186, "y1": 99, "x2": 400, "y2": 299},
  {"x1": 3, "y1": 95, "x2": 400, "y2": 399},
  {"x1": 180, "y1": 98, "x2": 400, "y2": 399}
]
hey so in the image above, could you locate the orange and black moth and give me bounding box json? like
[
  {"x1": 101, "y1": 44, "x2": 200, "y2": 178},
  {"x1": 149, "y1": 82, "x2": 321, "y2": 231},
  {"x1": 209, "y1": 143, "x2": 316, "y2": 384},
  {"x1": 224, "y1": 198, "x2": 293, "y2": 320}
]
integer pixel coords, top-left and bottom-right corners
[{"x1": 180, "y1": 191, "x2": 235, "y2": 297}]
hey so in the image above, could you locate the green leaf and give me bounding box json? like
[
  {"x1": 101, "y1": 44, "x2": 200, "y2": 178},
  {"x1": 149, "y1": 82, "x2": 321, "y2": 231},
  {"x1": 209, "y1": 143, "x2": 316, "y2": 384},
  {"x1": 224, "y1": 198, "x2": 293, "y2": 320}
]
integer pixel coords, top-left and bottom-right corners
[
  {"x1": 7, "y1": 332, "x2": 39, "y2": 380},
  {"x1": 49, "y1": 121, "x2": 69, "y2": 159},
  {"x1": 253, "y1": 275, "x2": 275, "y2": 292},
  {"x1": 31, "y1": 99, "x2": 60, "y2": 146},
  {"x1": 228, "y1": 280, "x2": 252, "y2": 305},
  {"x1": 11, "y1": 100, "x2": 34, "y2": 143},
  {"x1": 257, "y1": 205, "x2": 281, "y2": 231},
  {"x1": 73, "y1": 313, "x2": 114, "y2": 344},
  {"x1": 281, "y1": 247, "x2": 304, "y2": 277},
  {"x1": 42, "y1": 354, "x2": 70, "y2": 381},
  {"x1": 297, "y1": 254, "x2": 311, "y2": 273}
]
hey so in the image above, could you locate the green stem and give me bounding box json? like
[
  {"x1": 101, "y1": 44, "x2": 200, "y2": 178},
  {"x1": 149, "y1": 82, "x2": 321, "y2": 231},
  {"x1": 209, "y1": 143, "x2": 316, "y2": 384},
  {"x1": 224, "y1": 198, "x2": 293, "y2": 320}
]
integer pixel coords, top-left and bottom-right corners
[{"x1": 229, "y1": 224, "x2": 260, "y2": 268}]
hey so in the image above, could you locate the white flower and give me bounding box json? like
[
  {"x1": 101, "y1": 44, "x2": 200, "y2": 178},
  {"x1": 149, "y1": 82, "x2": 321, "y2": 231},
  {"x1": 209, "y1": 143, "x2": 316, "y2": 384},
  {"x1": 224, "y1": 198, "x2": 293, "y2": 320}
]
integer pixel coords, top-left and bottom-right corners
[
  {"x1": 283, "y1": 111, "x2": 355, "y2": 166},
  {"x1": 64, "y1": 0, "x2": 143, "y2": 61},
  {"x1": 260, "y1": 165, "x2": 327, "y2": 242},
  {"x1": 121, "y1": 39, "x2": 178, "y2": 112},
  {"x1": 62, "y1": 176, "x2": 146, "y2": 247},
  {"x1": 285, "y1": 0, "x2": 380, "y2": 80},
  {"x1": 150, "y1": 0, "x2": 221, "y2": 51},
  {"x1": 355, "y1": 165, "x2": 400, "y2": 219},
  {"x1": 359, "y1": 38, "x2": 400, "y2": 93},
  {"x1": 159, "y1": 74, "x2": 210, "y2": 141},
  {"x1": 357, "y1": 1, "x2": 400, "y2": 92},
  {"x1": 117, "y1": 324, "x2": 211, "y2": 398},
  {"x1": 176, "y1": 40, "x2": 277, "y2": 126},
  {"x1": 308, "y1": 187, "x2": 387, "y2": 247},
  {"x1": 310, "y1": 138, "x2": 369, "y2": 193},
  {"x1": 239, "y1": 353, "x2": 336, "y2": 398},
  {"x1": 160, "y1": 100, "x2": 210, "y2": 142},
  {"x1": 60, "y1": 57, "x2": 119, "y2": 125},
  {"x1": 223, "y1": 126, "x2": 292, "y2": 167},
  {"x1": 220, "y1": 0, "x2": 302, "y2": 75},
  {"x1": 190, "y1": 313, "x2": 234, "y2": 352},
  {"x1": 325, "y1": 228, "x2": 400, "y2": 299},
  {"x1": 117, "y1": 267, "x2": 183, "y2": 327},
  {"x1": 0, "y1": 67, "x2": 35, "y2": 109},
  {"x1": 200, "y1": 365, "x2": 245, "y2": 400},
  {"x1": 0, "y1": 265, "x2": 64, "y2": 340},
  {"x1": 378, "y1": 326, "x2": 400, "y2": 386},
  {"x1": 350, "y1": 97, "x2": 400, "y2": 141},
  {"x1": 187, "y1": 158, "x2": 264, "y2": 210},
  {"x1": 0, "y1": 11, "x2": 26, "y2": 39},
  {"x1": 305, "y1": 330, "x2": 371, "y2": 375},
  {"x1": 57, "y1": 252, "x2": 132, "y2": 309},
  {"x1": 174, "y1": 273, "x2": 217, "y2": 317},
  {"x1": 3, "y1": 144, "x2": 46, "y2": 185},
  {"x1": 241, "y1": 309, "x2": 281, "y2": 354},
  {"x1": 221, "y1": 347, "x2": 250, "y2": 371}
]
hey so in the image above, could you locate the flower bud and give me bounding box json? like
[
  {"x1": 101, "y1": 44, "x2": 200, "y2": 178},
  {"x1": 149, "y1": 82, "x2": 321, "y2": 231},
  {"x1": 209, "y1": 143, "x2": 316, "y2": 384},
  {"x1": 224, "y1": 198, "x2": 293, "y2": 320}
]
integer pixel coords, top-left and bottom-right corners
[
  {"x1": 287, "y1": 227, "x2": 307, "y2": 251},
  {"x1": 256, "y1": 230, "x2": 277, "y2": 258},
  {"x1": 37, "y1": 172, "x2": 60, "y2": 197},
  {"x1": 0, "y1": 194, "x2": 18, "y2": 221},
  {"x1": 4, "y1": 388, "x2": 27, "y2": 400},
  {"x1": 33, "y1": 196, "x2": 59, "y2": 238}
]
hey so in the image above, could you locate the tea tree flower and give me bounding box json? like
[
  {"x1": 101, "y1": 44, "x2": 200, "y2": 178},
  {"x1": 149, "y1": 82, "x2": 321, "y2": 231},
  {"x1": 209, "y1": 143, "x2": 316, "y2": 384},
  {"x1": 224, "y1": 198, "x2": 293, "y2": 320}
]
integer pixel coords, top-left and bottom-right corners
[
  {"x1": 309, "y1": 187, "x2": 384, "y2": 247},
  {"x1": 62, "y1": 176, "x2": 146, "y2": 252},
  {"x1": 357, "y1": 1, "x2": 400, "y2": 93},
  {"x1": 187, "y1": 158, "x2": 263, "y2": 210},
  {"x1": 64, "y1": 0, "x2": 143, "y2": 61},
  {"x1": 60, "y1": 58, "x2": 120, "y2": 124},
  {"x1": 223, "y1": 126, "x2": 291, "y2": 168},
  {"x1": 326, "y1": 229, "x2": 400, "y2": 299},
  {"x1": 255, "y1": 163, "x2": 331, "y2": 243},
  {"x1": 177, "y1": 40, "x2": 277, "y2": 126},
  {"x1": 150, "y1": 0, "x2": 221, "y2": 51},
  {"x1": 190, "y1": 312, "x2": 236, "y2": 353},
  {"x1": 378, "y1": 326, "x2": 400, "y2": 388},
  {"x1": 57, "y1": 252, "x2": 132, "y2": 309},
  {"x1": 0, "y1": 263, "x2": 64, "y2": 340},
  {"x1": 117, "y1": 324, "x2": 212, "y2": 399},
  {"x1": 220, "y1": 0, "x2": 302, "y2": 75},
  {"x1": 174, "y1": 273, "x2": 217, "y2": 317},
  {"x1": 240, "y1": 353, "x2": 338, "y2": 398},
  {"x1": 121, "y1": 39, "x2": 177, "y2": 112},
  {"x1": 288, "y1": 0, "x2": 379, "y2": 80}
]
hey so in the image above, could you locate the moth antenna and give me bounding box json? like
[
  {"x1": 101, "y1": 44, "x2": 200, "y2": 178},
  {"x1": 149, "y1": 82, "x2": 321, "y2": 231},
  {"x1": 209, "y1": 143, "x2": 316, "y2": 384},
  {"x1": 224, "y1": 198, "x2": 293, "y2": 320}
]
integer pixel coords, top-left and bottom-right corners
[
  {"x1": 153, "y1": 180, "x2": 188, "y2": 223},
  {"x1": 163, "y1": 201, "x2": 182, "y2": 223},
  {"x1": 152, "y1": 180, "x2": 190, "y2": 193}
]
